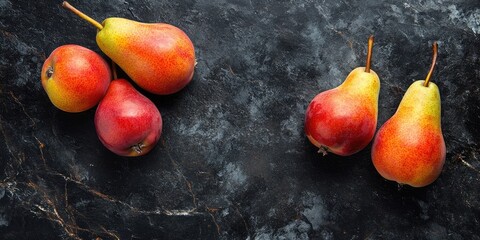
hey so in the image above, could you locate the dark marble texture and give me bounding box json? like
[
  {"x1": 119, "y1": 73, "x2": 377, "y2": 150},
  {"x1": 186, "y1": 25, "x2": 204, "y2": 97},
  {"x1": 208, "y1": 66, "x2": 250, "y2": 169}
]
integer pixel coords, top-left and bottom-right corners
[{"x1": 1, "y1": 0, "x2": 480, "y2": 239}]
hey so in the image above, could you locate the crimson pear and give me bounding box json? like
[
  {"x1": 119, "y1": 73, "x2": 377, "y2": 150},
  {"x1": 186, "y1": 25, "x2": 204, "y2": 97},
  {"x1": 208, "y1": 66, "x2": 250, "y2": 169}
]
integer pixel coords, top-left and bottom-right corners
[
  {"x1": 305, "y1": 36, "x2": 380, "y2": 156},
  {"x1": 95, "y1": 78, "x2": 162, "y2": 157}
]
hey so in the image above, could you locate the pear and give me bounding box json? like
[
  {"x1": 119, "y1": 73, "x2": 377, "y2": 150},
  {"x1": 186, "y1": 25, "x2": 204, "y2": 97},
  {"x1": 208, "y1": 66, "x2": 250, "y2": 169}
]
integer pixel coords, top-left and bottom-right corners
[
  {"x1": 94, "y1": 69, "x2": 162, "y2": 157},
  {"x1": 371, "y1": 42, "x2": 446, "y2": 187},
  {"x1": 305, "y1": 36, "x2": 380, "y2": 156},
  {"x1": 62, "y1": 1, "x2": 195, "y2": 95},
  {"x1": 41, "y1": 44, "x2": 111, "y2": 113}
]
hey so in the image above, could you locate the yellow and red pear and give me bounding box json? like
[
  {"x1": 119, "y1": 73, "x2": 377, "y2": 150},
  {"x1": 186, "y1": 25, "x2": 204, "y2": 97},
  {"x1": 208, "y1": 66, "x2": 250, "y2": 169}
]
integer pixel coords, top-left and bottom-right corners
[
  {"x1": 371, "y1": 42, "x2": 446, "y2": 187},
  {"x1": 62, "y1": 1, "x2": 195, "y2": 95},
  {"x1": 41, "y1": 44, "x2": 111, "y2": 113},
  {"x1": 305, "y1": 36, "x2": 380, "y2": 156}
]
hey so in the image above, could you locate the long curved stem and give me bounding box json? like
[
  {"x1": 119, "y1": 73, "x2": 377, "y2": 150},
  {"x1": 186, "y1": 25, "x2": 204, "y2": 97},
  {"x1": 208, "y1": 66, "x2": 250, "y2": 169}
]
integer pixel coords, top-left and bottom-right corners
[
  {"x1": 62, "y1": 1, "x2": 103, "y2": 30},
  {"x1": 365, "y1": 35, "x2": 374, "y2": 73},
  {"x1": 424, "y1": 42, "x2": 438, "y2": 87}
]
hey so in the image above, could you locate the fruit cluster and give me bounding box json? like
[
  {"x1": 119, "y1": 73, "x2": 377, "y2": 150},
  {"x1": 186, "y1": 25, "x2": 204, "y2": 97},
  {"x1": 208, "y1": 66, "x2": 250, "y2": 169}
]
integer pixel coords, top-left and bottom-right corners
[
  {"x1": 305, "y1": 36, "x2": 446, "y2": 188},
  {"x1": 41, "y1": 2, "x2": 195, "y2": 157},
  {"x1": 41, "y1": 3, "x2": 445, "y2": 188}
]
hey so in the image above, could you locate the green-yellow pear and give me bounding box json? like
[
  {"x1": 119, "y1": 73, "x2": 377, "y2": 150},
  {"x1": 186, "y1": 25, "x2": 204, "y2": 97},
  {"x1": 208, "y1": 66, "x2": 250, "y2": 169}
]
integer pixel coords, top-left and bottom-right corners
[
  {"x1": 62, "y1": 1, "x2": 195, "y2": 95},
  {"x1": 305, "y1": 36, "x2": 380, "y2": 156},
  {"x1": 371, "y1": 42, "x2": 446, "y2": 187}
]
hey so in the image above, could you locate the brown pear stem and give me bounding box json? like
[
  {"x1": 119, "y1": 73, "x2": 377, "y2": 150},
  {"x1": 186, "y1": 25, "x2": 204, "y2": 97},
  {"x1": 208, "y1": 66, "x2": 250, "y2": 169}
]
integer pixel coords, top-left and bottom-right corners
[
  {"x1": 365, "y1": 35, "x2": 374, "y2": 73},
  {"x1": 424, "y1": 42, "x2": 438, "y2": 87},
  {"x1": 62, "y1": 1, "x2": 103, "y2": 30},
  {"x1": 112, "y1": 61, "x2": 118, "y2": 80}
]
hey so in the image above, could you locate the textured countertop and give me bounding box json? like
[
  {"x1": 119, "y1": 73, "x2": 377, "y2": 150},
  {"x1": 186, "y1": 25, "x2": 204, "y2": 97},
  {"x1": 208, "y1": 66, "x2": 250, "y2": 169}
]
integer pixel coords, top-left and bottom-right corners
[{"x1": 1, "y1": 0, "x2": 479, "y2": 239}]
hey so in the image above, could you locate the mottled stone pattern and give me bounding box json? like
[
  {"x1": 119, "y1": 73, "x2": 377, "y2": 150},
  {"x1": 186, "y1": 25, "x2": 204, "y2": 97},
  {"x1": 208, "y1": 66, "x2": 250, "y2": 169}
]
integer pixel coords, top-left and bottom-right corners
[{"x1": 0, "y1": 0, "x2": 479, "y2": 239}]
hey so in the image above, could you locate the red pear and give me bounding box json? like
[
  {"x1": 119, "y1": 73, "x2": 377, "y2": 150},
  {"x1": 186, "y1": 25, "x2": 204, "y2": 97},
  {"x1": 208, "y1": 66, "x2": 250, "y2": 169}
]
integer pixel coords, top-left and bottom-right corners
[
  {"x1": 305, "y1": 36, "x2": 380, "y2": 156},
  {"x1": 94, "y1": 79, "x2": 162, "y2": 157}
]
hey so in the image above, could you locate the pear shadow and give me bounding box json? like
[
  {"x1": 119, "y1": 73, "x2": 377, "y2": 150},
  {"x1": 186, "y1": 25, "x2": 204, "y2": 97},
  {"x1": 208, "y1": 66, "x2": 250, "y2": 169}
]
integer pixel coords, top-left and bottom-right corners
[
  {"x1": 109, "y1": 62, "x2": 197, "y2": 110},
  {"x1": 86, "y1": 139, "x2": 171, "y2": 188},
  {"x1": 94, "y1": 137, "x2": 169, "y2": 171},
  {"x1": 303, "y1": 138, "x2": 363, "y2": 181},
  {"x1": 372, "y1": 179, "x2": 432, "y2": 223},
  {"x1": 146, "y1": 89, "x2": 190, "y2": 110},
  {"x1": 367, "y1": 164, "x2": 434, "y2": 217},
  {"x1": 52, "y1": 107, "x2": 96, "y2": 136},
  {"x1": 376, "y1": 176, "x2": 431, "y2": 200}
]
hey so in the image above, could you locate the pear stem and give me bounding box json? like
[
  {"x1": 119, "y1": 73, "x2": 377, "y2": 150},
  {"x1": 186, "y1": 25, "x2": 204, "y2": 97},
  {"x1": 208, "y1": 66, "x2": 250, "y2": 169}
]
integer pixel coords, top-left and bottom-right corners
[
  {"x1": 365, "y1": 35, "x2": 374, "y2": 73},
  {"x1": 62, "y1": 1, "x2": 103, "y2": 30},
  {"x1": 112, "y1": 61, "x2": 118, "y2": 80},
  {"x1": 424, "y1": 42, "x2": 438, "y2": 87}
]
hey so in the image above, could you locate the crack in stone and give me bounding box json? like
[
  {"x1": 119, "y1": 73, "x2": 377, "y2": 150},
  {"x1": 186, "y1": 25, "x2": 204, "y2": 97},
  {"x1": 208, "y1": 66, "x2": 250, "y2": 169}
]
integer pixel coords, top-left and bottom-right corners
[
  {"x1": 185, "y1": 178, "x2": 198, "y2": 208},
  {"x1": 5, "y1": 91, "x2": 124, "y2": 239},
  {"x1": 162, "y1": 139, "x2": 199, "y2": 209},
  {"x1": 1, "y1": 91, "x2": 118, "y2": 237},
  {"x1": 127, "y1": 7, "x2": 140, "y2": 21},
  {"x1": 0, "y1": 116, "x2": 20, "y2": 164},
  {"x1": 48, "y1": 171, "x2": 204, "y2": 217},
  {"x1": 455, "y1": 152, "x2": 480, "y2": 174},
  {"x1": 2, "y1": 91, "x2": 46, "y2": 173},
  {"x1": 0, "y1": 117, "x2": 26, "y2": 188},
  {"x1": 28, "y1": 180, "x2": 122, "y2": 239},
  {"x1": 99, "y1": 226, "x2": 121, "y2": 240},
  {"x1": 28, "y1": 182, "x2": 82, "y2": 240},
  {"x1": 207, "y1": 207, "x2": 221, "y2": 236},
  {"x1": 33, "y1": 135, "x2": 47, "y2": 166},
  {"x1": 163, "y1": 209, "x2": 201, "y2": 216},
  {"x1": 234, "y1": 205, "x2": 250, "y2": 236},
  {"x1": 32, "y1": 203, "x2": 120, "y2": 240},
  {"x1": 9, "y1": 91, "x2": 36, "y2": 127}
]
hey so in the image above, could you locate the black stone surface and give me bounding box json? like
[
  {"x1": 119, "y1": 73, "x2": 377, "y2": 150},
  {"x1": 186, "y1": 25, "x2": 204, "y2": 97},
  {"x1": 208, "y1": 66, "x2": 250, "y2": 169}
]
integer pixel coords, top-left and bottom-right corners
[{"x1": 1, "y1": 0, "x2": 480, "y2": 239}]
